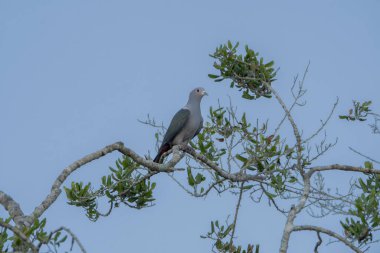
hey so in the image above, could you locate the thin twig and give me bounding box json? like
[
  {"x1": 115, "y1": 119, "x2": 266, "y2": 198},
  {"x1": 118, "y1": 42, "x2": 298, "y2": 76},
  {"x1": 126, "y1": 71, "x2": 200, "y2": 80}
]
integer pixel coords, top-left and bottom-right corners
[
  {"x1": 349, "y1": 147, "x2": 380, "y2": 165},
  {"x1": 50, "y1": 226, "x2": 87, "y2": 253},
  {"x1": 229, "y1": 182, "x2": 245, "y2": 250},
  {"x1": 314, "y1": 231, "x2": 322, "y2": 253},
  {"x1": 303, "y1": 97, "x2": 339, "y2": 144},
  {"x1": 292, "y1": 225, "x2": 362, "y2": 253}
]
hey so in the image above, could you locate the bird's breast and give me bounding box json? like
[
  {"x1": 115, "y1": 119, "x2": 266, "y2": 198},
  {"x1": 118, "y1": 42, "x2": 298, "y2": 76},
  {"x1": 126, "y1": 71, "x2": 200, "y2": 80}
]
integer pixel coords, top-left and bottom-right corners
[{"x1": 172, "y1": 113, "x2": 201, "y2": 145}]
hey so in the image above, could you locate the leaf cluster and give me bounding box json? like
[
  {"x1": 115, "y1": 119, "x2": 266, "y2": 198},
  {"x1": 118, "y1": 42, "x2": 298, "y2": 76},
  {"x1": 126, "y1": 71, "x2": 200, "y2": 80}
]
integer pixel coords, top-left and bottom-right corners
[
  {"x1": 196, "y1": 105, "x2": 296, "y2": 196},
  {"x1": 0, "y1": 217, "x2": 11, "y2": 252},
  {"x1": 201, "y1": 220, "x2": 259, "y2": 253},
  {"x1": 64, "y1": 156, "x2": 156, "y2": 221},
  {"x1": 209, "y1": 41, "x2": 276, "y2": 100},
  {"x1": 339, "y1": 101, "x2": 372, "y2": 122},
  {"x1": 341, "y1": 164, "x2": 380, "y2": 244},
  {"x1": 0, "y1": 217, "x2": 68, "y2": 253}
]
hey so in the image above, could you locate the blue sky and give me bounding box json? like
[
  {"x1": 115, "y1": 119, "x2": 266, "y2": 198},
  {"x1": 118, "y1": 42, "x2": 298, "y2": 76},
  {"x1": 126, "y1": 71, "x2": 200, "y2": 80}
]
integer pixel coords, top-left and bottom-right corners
[{"x1": 0, "y1": 1, "x2": 379, "y2": 252}]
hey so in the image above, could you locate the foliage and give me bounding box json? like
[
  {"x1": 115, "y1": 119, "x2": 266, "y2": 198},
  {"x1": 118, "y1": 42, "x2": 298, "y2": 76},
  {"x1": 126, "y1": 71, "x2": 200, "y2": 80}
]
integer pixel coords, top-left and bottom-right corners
[
  {"x1": 201, "y1": 219, "x2": 259, "y2": 253},
  {"x1": 339, "y1": 101, "x2": 373, "y2": 122},
  {"x1": 339, "y1": 100, "x2": 380, "y2": 134},
  {"x1": 341, "y1": 168, "x2": 380, "y2": 244},
  {"x1": 0, "y1": 217, "x2": 69, "y2": 253},
  {"x1": 0, "y1": 217, "x2": 11, "y2": 252},
  {"x1": 209, "y1": 41, "x2": 276, "y2": 100},
  {"x1": 64, "y1": 156, "x2": 156, "y2": 221}
]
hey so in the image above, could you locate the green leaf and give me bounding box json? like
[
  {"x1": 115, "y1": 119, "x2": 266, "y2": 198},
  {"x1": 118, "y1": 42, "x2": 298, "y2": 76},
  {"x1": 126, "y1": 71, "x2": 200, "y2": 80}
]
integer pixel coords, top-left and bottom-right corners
[
  {"x1": 364, "y1": 161, "x2": 373, "y2": 169},
  {"x1": 236, "y1": 154, "x2": 247, "y2": 163},
  {"x1": 187, "y1": 167, "x2": 195, "y2": 186},
  {"x1": 242, "y1": 185, "x2": 254, "y2": 190},
  {"x1": 358, "y1": 178, "x2": 368, "y2": 192},
  {"x1": 228, "y1": 40, "x2": 232, "y2": 49},
  {"x1": 195, "y1": 173, "x2": 206, "y2": 184}
]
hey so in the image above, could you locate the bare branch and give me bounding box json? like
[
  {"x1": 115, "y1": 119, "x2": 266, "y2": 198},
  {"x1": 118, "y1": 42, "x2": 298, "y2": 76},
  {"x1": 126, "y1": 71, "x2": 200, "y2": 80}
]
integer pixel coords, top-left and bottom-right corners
[
  {"x1": 229, "y1": 182, "x2": 245, "y2": 249},
  {"x1": 314, "y1": 231, "x2": 322, "y2": 253},
  {"x1": 0, "y1": 191, "x2": 26, "y2": 226},
  {"x1": 274, "y1": 67, "x2": 308, "y2": 137},
  {"x1": 307, "y1": 164, "x2": 380, "y2": 176},
  {"x1": 280, "y1": 173, "x2": 312, "y2": 253},
  {"x1": 303, "y1": 97, "x2": 339, "y2": 144},
  {"x1": 307, "y1": 135, "x2": 338, "y2": 163},
  {"x1": 349, "y1": 147, "x2": 380, "y2": 165},
  {"x1": 292, "y1": 225, "x2": 362, "y2": 253}
]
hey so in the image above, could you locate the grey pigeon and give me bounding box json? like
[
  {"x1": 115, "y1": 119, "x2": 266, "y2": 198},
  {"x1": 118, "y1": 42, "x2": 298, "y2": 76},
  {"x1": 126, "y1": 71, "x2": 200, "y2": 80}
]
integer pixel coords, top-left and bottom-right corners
[{"x1": 153, "y1": 87, "x2": 207, "y2": 163}]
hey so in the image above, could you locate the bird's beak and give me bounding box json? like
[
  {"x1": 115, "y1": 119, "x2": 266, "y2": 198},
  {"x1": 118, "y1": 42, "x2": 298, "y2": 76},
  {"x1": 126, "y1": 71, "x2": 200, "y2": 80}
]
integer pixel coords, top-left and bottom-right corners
[{"x1": 202, "y1": 90, "x2": 208, "y2": 96}]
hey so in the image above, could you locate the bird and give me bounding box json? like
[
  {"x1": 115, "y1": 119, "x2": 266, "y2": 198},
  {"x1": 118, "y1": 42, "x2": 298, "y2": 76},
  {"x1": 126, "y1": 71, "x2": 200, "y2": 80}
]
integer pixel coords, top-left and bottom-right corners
[{"x1": 153, "y1": 87, "x2": 207, "y2": 163}]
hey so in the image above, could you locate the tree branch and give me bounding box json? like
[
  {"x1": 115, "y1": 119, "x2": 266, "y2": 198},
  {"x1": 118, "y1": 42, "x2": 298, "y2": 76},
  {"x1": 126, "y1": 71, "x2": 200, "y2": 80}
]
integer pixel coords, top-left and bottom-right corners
[
  {"x1": 274, "y1": 67, "x2": 308, "y2": 137},
  {"x1": 182, "y1": 146, "x2": 265, "y2": 182},
  {"x1": 279, "y1": 162, "x2": 379, "y2": 252},
  {"x1": 349, "y1": 147, "x2": 380, "y2": 165},
  {"x1": 303, "y1": 97, "x2": 338, "y2": 144},
  {"x1": 32, "y1": 142, "x2": 184, "y2": 220},
  {"x1": 0, "y1": 191, "x2": 26, "y2": 227},
  {"x1": 292, "y1": 225, "x2": 362, "y2": 253},
  {"x1": 32, "y1": 142, "x2": 125, "y2": 219},
  {"x1": 279, "y1": 174, "x2": 311, "y2": 253},
  {"x1": 229, "y1": 182, "x2": 245, "y2": 249},
  {"x1": 307, "y1": 164, "x2": 380, "y2": 177},
  {"x1": 314, "y1": 231, "x2": 322, "y2": 253},
  {"x1": 262, "y1": 82, "x2": 303, "y2": 173}
]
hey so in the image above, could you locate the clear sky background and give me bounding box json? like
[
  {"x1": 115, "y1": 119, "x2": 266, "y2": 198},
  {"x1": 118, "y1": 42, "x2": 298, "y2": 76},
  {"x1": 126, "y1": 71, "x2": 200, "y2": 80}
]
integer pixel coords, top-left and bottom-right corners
[{"x1": 0, "y1": 1, "x2": 379, "y2": 252}]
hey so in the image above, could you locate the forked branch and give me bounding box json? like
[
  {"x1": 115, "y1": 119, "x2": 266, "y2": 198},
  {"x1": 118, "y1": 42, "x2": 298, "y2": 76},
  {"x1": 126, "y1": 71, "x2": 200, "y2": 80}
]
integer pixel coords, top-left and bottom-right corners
[{"x1": 292, "y1": 225, "x2": 362, "y2": 253}]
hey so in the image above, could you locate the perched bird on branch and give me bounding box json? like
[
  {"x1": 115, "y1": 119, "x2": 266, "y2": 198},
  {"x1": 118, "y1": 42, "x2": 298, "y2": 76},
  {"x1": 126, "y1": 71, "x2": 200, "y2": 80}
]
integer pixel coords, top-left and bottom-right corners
[{"x1": 153, "y1": 87, "x2": 207, "y2": 163}]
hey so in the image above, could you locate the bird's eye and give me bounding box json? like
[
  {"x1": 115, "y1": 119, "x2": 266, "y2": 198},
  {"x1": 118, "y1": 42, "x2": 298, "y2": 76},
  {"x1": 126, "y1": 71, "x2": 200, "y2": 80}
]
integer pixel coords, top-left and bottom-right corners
[{"x1": 196, "y1": 89, "x2": 200, "y2": 92}]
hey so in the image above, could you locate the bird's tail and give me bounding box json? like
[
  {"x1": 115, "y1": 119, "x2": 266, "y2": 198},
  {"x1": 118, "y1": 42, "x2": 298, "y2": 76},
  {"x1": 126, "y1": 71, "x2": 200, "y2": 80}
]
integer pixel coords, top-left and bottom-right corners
[
  {"x1": 153, "y1": 144, "x2": 170, "y2": 163},
  {"x1": 153, "y1": 153, "x2": 162, "y2": 163}
]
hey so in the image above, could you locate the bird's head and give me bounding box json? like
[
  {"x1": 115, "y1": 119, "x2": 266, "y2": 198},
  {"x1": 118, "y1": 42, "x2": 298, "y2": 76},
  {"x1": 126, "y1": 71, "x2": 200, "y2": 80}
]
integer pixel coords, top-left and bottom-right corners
[{"x1": 190, "y1": 87, "x2": 208, "y2": 100}]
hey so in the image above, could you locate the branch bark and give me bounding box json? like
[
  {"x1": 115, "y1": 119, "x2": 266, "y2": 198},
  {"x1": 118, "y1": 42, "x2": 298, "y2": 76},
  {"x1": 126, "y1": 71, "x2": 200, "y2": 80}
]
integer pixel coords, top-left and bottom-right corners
[
  {"x1": 307, "y1": 164, "x2": 380, "y2": 176},
  {"x1": 0, "y1": 191, "x2": 26, "y2": 227},
  {"x1": 229, "y1": 182, "x2": 245, "y2": 249},
  {"x1": 292, "y1": 225, "x2": 362, "y2": 253},
  {"x1": 182, "y1": 146, "x2": 265, "y2": 182},
  {"x1": 279, "y1": 173, "x2": 311, "y2": 252}
]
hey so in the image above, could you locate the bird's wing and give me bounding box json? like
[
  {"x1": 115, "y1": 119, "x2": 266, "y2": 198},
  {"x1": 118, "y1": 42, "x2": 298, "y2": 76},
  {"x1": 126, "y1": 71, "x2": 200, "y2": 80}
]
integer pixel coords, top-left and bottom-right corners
[
  {"x1": 192, "y1": 118, "x2": 203, "y2": 139},
  {"x1": 161, "y1": 108, "x2": 191, "y2": 145}
]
